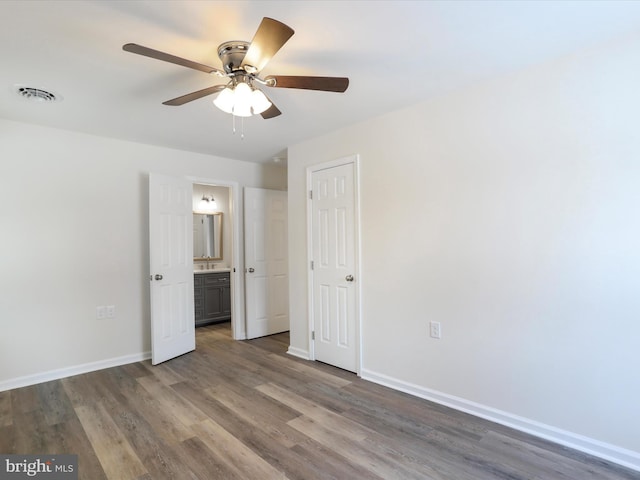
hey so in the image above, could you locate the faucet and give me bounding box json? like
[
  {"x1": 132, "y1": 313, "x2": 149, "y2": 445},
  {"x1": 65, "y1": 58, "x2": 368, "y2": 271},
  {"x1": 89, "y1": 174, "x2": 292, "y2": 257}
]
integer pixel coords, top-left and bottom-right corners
[{"x1": 206, "y1": 256, "x2": 211, "y2": 269}]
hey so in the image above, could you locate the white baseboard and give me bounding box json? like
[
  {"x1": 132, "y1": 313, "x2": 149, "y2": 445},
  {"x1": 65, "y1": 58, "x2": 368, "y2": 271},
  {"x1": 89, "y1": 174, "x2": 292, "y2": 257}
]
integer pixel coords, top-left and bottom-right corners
[
  {"x1": 286, "y1": 346, "x2": 310, "y2": 360},
  {"x1": 361, "y1": 368, "x2": 640, "y2": 473},
  {"x1": 0, "y1": 351, "x2": 152, "y2": 392}
]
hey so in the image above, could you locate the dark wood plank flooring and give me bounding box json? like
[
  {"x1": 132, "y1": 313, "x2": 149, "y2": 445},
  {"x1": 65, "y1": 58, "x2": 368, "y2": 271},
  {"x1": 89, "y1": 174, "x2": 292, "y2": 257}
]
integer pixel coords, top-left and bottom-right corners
[{"x1": 1, "y1": 323, "x2": 637, "y2": 479}]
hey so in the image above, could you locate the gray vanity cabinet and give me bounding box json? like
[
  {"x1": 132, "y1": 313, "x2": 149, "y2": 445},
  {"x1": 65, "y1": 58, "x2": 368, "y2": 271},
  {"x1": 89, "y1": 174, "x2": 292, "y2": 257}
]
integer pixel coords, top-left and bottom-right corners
[{"x1": 194, "y1": 272, "x2": 231, "y2": 326}]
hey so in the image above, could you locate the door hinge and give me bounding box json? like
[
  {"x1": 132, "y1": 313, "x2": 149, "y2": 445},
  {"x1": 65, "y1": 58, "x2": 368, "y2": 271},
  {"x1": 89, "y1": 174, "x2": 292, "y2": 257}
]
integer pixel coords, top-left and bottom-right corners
[
  {"x1": 311, "y1": 331, "x2": 315, "y2": 340},
  {"x1": 310, "y1": 260, "x2": 314, "y2": 270},
  {"x1": 309, "y1": 190, "x2": 313, "y2": 200}
]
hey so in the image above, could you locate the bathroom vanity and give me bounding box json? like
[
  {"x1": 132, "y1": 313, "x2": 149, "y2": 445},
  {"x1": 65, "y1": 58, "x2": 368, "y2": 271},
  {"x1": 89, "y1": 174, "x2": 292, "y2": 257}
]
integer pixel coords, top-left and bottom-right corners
[{"x1": 194, "y1": 270, "x2": 231, "y2": 327}]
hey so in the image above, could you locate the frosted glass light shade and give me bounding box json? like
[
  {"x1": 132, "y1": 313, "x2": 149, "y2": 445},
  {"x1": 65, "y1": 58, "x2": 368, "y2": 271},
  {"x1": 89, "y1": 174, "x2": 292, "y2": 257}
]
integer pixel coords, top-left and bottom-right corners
[
  {"x1": 233, "y1": 103, "x2": 252, "y2": 117},
  {"x1": 232, "y1": 83, "x2": 253, "y2": 117},
  {"x1": 251, "y1": 89, "x2": 272, "y2": 114},
  {"x1": 213, "y1": 87, "x2": 234, "y2": 113},
  {"x1": 233, "y1": 83, "x2": 251, "y2": 106}
]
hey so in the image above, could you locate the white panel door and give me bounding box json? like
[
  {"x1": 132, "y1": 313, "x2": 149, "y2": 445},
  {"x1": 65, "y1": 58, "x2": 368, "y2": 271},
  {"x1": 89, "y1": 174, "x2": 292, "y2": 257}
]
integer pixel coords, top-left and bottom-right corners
[
  {"x1": 244, "y1": 187, "x2": 289, "y2": 339},
  {"x1": 149, "y1": 173, "x2": 195, "y2": 364},
  {"x1": 311, "y1": 161, "x2": 358, "y2": 372}
]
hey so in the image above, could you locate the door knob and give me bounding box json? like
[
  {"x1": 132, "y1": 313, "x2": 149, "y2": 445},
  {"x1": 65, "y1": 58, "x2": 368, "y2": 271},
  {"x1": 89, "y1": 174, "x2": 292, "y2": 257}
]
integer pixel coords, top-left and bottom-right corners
[
  {"x1": 345, "y1": 274, "x2": 354, "y2": 282},
  {"x1": 155, "y1": 274, "x2": 163, "y2": 280},
  {"x1": 248, "y1": 268, "x2": 255, "y2": 273}
]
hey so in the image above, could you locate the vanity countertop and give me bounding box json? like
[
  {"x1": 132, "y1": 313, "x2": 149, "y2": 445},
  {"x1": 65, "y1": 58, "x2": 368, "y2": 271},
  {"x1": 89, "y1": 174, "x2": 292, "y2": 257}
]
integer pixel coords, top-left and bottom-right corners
[{"x1": 194, "y1": 268, "x2": 231, "y2": 274}]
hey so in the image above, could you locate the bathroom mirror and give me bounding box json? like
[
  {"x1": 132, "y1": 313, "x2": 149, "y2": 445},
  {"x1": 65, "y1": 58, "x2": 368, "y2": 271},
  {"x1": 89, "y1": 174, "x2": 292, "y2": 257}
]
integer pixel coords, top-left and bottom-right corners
[{"x1": 193, "y1": 212, "x2": 222, "y2": 260}]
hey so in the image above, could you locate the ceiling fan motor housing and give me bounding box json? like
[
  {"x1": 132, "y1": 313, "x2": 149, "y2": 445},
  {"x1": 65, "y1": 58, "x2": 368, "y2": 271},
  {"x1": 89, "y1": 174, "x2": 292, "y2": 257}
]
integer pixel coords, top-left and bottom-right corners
[{"x1": 217, "y1": 41, "x2": 250, "y2": 73}]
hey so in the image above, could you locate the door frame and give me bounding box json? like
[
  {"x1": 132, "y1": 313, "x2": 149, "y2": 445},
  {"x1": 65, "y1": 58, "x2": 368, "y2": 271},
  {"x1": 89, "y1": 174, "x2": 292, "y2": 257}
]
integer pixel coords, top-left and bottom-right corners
[
  {"x1": 188, "y1": 176, "x2": 246, "y2": 340},
  {"x1": 306, "y1": 155, "x2": 362, "y2": 375}
]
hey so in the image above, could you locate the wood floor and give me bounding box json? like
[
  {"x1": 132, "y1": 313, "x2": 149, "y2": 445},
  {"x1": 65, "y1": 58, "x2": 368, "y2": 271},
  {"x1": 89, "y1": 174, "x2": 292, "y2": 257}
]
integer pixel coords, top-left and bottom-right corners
[{"x1": 0, "y1": 324, "x2": 637, "y2": 480}]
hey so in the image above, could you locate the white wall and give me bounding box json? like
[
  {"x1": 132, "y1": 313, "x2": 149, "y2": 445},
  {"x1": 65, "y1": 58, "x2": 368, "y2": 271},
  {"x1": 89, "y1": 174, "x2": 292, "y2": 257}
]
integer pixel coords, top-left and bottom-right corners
[
  {"x1": 0, "y1": 119, "x2": 286, "y2": 387},
  {"x1": 288, "y1": 34, "x2": 640, "y2": 467}
]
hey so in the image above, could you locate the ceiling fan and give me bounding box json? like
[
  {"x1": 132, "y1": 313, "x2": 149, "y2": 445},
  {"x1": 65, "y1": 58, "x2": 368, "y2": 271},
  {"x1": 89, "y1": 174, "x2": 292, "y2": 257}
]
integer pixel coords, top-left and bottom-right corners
[{"x1": 123, "y1": 17, "x2": 349, "y2": 119}]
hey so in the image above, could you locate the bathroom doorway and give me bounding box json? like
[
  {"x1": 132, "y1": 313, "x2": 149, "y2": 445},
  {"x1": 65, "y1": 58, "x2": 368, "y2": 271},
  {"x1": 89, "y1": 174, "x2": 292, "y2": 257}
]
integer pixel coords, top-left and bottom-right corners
[{"x1": 191, "y1": 179, "x2": 245, "y2": 340}]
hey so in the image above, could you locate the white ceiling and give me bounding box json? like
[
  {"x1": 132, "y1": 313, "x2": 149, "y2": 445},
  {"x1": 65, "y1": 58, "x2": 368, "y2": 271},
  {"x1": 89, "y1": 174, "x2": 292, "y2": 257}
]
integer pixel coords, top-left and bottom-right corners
[{"x1": 1, "y1": 0, "x2": 640, "y2": 164}]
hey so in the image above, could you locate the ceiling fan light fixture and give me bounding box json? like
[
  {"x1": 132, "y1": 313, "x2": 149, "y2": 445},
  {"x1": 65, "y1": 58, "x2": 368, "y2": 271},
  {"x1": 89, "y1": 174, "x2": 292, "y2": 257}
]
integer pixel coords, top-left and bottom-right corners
[{"x1": 213, "y1": 81, "x2": 271, "y2": 118}]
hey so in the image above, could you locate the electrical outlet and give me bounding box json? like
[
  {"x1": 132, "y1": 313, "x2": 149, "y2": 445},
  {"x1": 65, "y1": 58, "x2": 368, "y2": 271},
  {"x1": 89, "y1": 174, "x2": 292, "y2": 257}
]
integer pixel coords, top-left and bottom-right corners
[
  {"x1": 106, "y1": 305, "x2": 115, "y2": 318},
  {"x1": 96, "y1": 306, "x2": 106, "y2": 319},
  {"x1": 429, "y1": 321, "x2": 441, "y2": 339}
]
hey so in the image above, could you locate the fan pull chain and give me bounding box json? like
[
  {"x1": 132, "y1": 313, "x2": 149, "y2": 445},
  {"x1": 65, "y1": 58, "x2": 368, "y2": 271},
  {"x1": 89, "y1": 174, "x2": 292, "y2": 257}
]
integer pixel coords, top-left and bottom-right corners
[{"x1": 230, "y1": 115, "x2": 245, "y2": 139}]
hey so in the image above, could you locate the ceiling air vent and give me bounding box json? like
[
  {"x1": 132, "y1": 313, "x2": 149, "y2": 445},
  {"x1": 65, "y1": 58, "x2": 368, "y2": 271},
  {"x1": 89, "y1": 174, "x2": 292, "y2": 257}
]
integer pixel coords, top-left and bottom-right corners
[{"x1": 14, "y1": 85, "x2": 61, "y2": 102}]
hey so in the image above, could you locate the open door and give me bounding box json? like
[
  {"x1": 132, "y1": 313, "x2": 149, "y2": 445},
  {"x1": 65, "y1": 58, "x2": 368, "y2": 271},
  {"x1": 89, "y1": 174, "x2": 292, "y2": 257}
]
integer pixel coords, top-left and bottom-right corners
[
  {"x1": 244, "y1": 187, "x2": 289, "y2": 339},
  {"x1": 149, "y1": 173, "x2": 195, "y2": 364}
]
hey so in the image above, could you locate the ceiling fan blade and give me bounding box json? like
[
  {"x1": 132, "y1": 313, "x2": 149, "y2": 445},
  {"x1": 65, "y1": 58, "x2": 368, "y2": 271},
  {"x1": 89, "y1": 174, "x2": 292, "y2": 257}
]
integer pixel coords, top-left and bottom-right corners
[
  {"x1": 123, "y1": 43, "x2": 224, "y2": 76},
  {"x1": 241, "y1": 18, "x2": 294, "y2": 73},
  {"x1": 163, "y1": 85, "x2": 226, "y2": 106},
  {"x1": 265, "y1": 75, "x2": 349, "y2": 93},
  {"x1": 260, "y1": 99, "x2": 282, "y2": 119}
]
